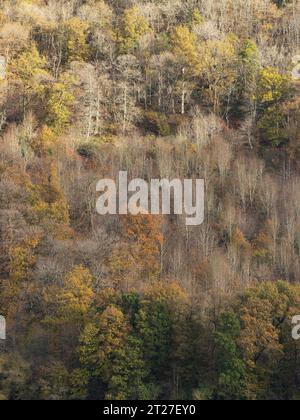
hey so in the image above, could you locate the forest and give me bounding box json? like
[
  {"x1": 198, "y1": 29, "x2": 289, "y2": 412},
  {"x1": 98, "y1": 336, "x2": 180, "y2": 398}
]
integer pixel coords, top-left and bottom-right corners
[{"x1": 0, "y1": 0, "x2": 300, "y2": 400}]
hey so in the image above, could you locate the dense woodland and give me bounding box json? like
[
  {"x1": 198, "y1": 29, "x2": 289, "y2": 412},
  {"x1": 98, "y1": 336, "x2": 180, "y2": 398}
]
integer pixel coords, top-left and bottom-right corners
[{"x1": 0, "y1": 0, "x2": 300, "y2": 400}]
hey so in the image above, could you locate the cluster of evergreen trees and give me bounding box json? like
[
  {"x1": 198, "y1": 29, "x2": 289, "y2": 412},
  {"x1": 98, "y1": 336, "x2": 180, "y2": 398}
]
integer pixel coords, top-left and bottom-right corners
[
  {"x1": 0, "y1": 0, "x2": 299, "y2": 400},
  {"x1": 1, "y1": 279, "x2": 300, "y2": 400}
]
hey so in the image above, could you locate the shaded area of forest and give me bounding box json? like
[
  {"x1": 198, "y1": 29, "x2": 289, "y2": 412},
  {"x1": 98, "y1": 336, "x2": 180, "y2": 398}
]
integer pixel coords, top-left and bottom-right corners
[{"x1": 0, "y1": 0, "x2": 299, "y2": 400}]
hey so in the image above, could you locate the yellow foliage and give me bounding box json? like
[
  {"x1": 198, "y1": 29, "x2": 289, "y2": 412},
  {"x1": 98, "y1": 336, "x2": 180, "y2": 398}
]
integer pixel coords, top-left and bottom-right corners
[
  {"x1": 142, "y1": 281, "x2": 189, "y2": 308},
  {"x1": 172, "y1": 25, "x2": 201, "y2": 75},
  {"x1": 9, "y1": 44, "x2": 48, "y2": 88},
  {"x1": 117, "y1": 7, "x2": 151, "y2": 53},
  {"x1": 32, "y1": 125, "x2": 57, "y2": 155},
  {"x1": 231, "y1": 228, "x2": 251, "y2": 252},
  {"x1": 191, "y1": 10, "x2": 204, "y2": 26},
  {"x1": 10, "y1": 237, "x2": 39, "y2": 282},
  {"x1": 64, "y1": 17, "x2": 89, "y2": 62},
  {"x1": 256, "y1": 67, "x2": 291, "y2": 104},
  {"x1": 197, "y1": 36, "x2": 239, "y2": 111},
  {"x1": 25, "y1": 162, "x2": 70, "y2": 237},
  {"x1": 109, "y1": 214, "x2": 163, "y2": 289},
  {"x1": 58, "y1": 266, "x2": 94, "y2": 319},
  {"x1": 46, "y1": 74, "x2": 75, "y2": 133},
  {"x1": 79, "y1": 305, "x2": 129, "y2": 381}
]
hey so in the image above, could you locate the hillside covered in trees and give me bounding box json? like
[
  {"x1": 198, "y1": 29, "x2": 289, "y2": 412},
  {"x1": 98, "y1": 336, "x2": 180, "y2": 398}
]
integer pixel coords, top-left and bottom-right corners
[{"x1": 0, "y1": 0, "x2": 300, "y2": 400}]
